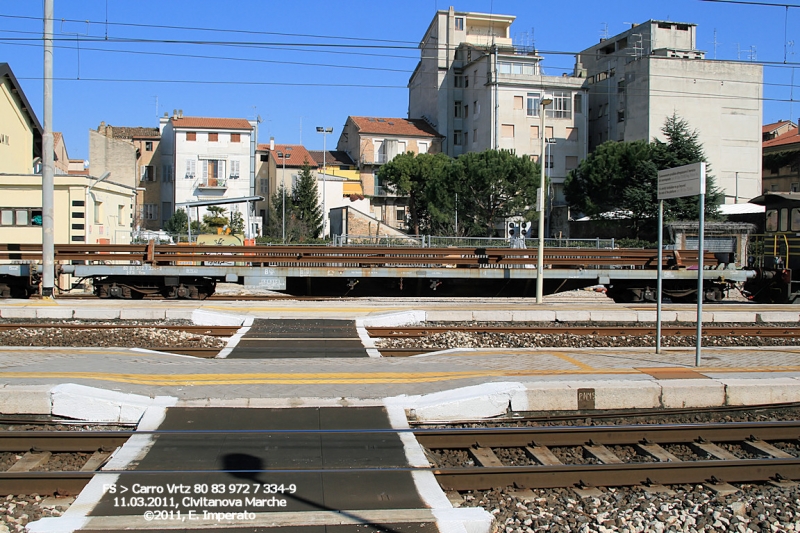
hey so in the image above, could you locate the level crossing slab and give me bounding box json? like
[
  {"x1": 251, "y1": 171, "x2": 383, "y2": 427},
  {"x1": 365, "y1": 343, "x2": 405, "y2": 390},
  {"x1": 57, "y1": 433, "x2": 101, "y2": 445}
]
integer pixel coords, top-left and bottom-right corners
[
  {"x1": 230, "y1": 320, "x2": 368, "y2": 359},
  {"x1": 79, "y1": 407, "x2": 431, "y2": 532}
]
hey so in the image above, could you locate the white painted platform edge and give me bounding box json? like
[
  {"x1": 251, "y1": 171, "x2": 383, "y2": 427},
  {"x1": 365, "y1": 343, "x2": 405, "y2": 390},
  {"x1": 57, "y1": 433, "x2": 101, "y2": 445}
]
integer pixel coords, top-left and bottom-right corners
[
  {"x1": 218, "y1": 316, "x2": 255, "y2": 359},
  {"x1": 191, "y1": 308, "x2": 247, "y2": 326}
]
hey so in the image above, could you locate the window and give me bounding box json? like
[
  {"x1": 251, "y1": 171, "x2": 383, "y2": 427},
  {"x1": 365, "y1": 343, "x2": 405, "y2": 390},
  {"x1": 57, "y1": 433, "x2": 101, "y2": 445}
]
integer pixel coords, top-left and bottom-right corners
[
  {"x1": 71, "y1": 223, "x2": 84, "y2": 230},
  {"x1": 454, "y1": 75, "x2": 464, "y2": 88},
  {"x1": 185, "y1": 159, "x2": 196, "y2": 179},
  {"x1": 231, "y1": 133, "x2": 241, "y2": 142},
  {"x1": 260, "y1": 154, "x2": 268, "y2": 161},
  {"x1": 162, "y1": 202, "x2": 172, "y2": 223},
  {"x1": 526, "y1": 92, "x2": 541, "y2": 117},
  {"x1": 161, "y1": 164, "x2": 173, "y2": 182},
  {"x1": 793, "y1": 183, "x2": 800, "y2": 193},
  {"x1": 514, "y1": 96, "x2": 524, "y2": 110},
  {"x1": 71, "y1": 236, "x2": 85, "y2": 242},
  {"x1": 781, "y1": 208, "x2": 789, "y2": 231},
  {"x1": 94, "y1": 202, "x2": 102, "y2": 224},
  {"x1": 618, "y1": 110, "x2": 625, "y2": 123},
  {"x1": 72, "y1": 200, "x2": 84, "y2": 207},
  {"x1": 143, "y1": 204, "x2": 158, "y2": 220},
  {"x1": 186, "y1": 132, "x2": 196, "y2": 141},
  {"x1": 501, "y1": 124, "x2": 515, "y2": 138},
  {"x1": 472, "y1": 129, "x2": 477, "y2": 144},
  {"x1": 208, "y1": 132, "x2": 219, "y2": 142},
  {"x1": 464, "y1": 104, "x2": 468, "y2": 118},
  {"x1": 0, "y1": 208, "x2": 42, "y2": 227},
  {"x1": 454, "y1": 17, "x2": 464, "y2": 31},
  {"x1": 530, "y1": 125, "x2": 539, "y2": 139},
  {"x1": 140, "y1": 165, "x2": 156, "y2": 182},
  {"x1": 566, "y1": 127, "x2": 578, "y2": 141},
  {"x1": 259, "y1": 178, "x2": 269, "y2": 194},
  {"x1": 145, "y1": 141, "x2": 153, "y2": 151},
  {"x1": 565, "y1": 156, "x2": 579, "y2": 171},
  {"x1": 545, "y1": 126, "x2": 554, "y2": 139},
  {"x1": 546, "y1": 91, "x2": 572, "y2": 119},
  {"x1": 574, "y1": 94, "x2": 583, "y2": 114},
  {"x1": 230, "y1": 160, "x2": 240, "y2": 179},
  {"x1": 792, "y1": 208, "x2": 800, "y2": 231},
  {"x1": 453, "y1": 132, "x2": 463, "y2": 146},
  {"x1": 545, "y1": 155, "x2": 554, "y2": 169},
  {"x1": 72, "y1": 212, "x2": 84, "y2": 219},
  {"x1": 203, "y1": 159, "x2": 226, "y2": 186},
  {"x1": 473, "y1": 69, "x2": 477, "y2": 86},
  {"x1": 418, "y1": 141, "x2": 429, "y2": 154},
  {"x1": 454, "y1": 101, "x2": 463, "y2": 118},
  {"x1": 474, "y1": 101, "x2": 479, "y2": 115},
  {"x1": 118, "y1": 205, "x2": 124, "y2": 221}
]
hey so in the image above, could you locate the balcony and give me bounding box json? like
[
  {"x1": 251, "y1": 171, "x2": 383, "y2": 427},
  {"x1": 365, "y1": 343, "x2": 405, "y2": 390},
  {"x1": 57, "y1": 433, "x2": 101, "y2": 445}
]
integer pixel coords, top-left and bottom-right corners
[
  {"x1": 362, "y1": 153, "x2": 390, "y2": 166},
  {"x1": 372, "y1": 185, "x2": 398, "y2": 197},
  {"x1": 198, "y1": 177, "x2": 228, "y2": 189}
]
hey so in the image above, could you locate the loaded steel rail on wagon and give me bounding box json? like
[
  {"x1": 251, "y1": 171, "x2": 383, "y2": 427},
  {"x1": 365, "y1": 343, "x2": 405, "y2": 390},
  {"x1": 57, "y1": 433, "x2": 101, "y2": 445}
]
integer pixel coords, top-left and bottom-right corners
[{"x1": 0, "y1": 242, "x2": 753, "y2": 301}]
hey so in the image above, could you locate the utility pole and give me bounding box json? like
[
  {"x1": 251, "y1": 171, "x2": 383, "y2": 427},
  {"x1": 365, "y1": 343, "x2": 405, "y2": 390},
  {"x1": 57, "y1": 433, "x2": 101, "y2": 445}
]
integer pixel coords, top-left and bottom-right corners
[{"x1": 42, "y1": 0, "x2": 55, "y2": 297}]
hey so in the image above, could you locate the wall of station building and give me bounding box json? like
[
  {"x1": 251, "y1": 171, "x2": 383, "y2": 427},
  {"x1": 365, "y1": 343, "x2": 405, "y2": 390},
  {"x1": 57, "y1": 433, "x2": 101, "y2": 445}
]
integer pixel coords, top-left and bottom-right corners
[{"x1": 0, "y1": 79, "x2": 36, "y2": 175}]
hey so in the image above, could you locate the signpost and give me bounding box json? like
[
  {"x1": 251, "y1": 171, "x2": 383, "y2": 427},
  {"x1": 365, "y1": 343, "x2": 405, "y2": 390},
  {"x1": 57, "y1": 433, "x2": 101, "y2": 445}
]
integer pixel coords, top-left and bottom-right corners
[{"x1": 656, "y1": 162, "x2": 706, "y2": 366}]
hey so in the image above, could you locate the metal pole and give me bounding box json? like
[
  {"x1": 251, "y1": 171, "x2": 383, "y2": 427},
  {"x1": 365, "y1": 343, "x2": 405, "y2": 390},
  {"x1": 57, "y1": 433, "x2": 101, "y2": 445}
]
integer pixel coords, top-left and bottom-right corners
[
  {"x1": 536, "y1": 102, "x2": 547, "y2": 303},
  {"x1": 322, "y1": 132, "x2": 327, "y2": 239},
  {"x1": 41, "y1": 0, "x2": 55, "y2": 297},
  {"x1": 656, "y1": 199, "x2": 663, "y2": 354},
  {"x1": 696, "y1": 188, "x2": 706, "y2": 367},
  {"x1": 282, "y1": 154, "x2": 286, "y2": 243}
]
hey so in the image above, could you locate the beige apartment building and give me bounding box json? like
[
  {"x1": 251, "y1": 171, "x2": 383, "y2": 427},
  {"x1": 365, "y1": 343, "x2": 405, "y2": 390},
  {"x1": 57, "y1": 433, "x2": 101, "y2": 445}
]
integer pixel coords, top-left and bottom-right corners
[
  {"x1": 576, "y1": 20, "x2": 763, "y2": 203},
  {"x1": 336, "y1": 116, "x2": 442, "y2": 228},
  {"x1": 408, "y1": 8, "x2": 589, "y2": 233}
]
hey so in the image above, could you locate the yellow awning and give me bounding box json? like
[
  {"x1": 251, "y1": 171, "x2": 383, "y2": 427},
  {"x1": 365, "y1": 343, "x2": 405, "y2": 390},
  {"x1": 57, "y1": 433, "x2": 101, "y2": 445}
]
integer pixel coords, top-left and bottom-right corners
[{"x1": 343, "y1": 182, "x2": 364, "y2": 195}]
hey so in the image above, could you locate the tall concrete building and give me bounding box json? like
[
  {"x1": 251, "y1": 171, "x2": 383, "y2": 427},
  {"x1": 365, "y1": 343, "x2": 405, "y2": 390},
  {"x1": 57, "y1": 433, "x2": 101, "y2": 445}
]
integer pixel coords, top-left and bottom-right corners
[
  {"x1": 576, "y1": 20, "x2": 763, "y2": 203},
  {"x1": 408, "y1": 8, "x2": 589, "y2": 231}
]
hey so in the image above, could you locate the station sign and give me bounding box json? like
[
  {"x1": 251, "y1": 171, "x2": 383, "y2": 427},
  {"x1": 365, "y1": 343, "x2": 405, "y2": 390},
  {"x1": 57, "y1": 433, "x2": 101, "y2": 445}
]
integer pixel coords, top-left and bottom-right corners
[{"x1": 657, "y1": 162, "x2": 706, "y2": 200}]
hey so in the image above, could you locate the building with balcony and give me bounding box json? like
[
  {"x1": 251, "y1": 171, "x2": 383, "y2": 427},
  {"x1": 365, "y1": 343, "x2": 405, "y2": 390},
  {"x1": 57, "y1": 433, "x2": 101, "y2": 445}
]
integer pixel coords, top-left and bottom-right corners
[
  {"x1": 576, "y1": 20, "x2": 763, "y2": 203},
  {"x1": 159, "y1": 113, "x2": 256, "y2": 232},
  {"x1": 407, "y1": 8, "x2": 589, "y2": 235},
  {"x1": 336, "y1": 116, "x2": 442, "y2": 228},
  {"x1": 763, "y1": 122, "x2": 800, "y2": 194}
]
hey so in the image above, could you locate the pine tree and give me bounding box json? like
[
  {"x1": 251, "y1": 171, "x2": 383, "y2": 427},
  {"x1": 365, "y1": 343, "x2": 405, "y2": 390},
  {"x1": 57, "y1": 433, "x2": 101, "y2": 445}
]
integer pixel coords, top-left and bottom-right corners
[{"x1": 292, "y1": 160, "x2": 323, "y2": 239}]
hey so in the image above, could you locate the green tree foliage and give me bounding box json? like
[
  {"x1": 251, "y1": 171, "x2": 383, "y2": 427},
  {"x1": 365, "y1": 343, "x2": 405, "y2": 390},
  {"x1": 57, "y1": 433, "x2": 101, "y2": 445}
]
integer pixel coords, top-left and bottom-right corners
[
  {"x1": 377, "y1": 152, "x2": 451, "y2": 235},
  {"x1": 564, "y1": 114, "x2": 722, "y2": 237},
  {"x1": 202, "y1": 205, "x2": 229, "y2": 231},
  {"x1": 229, "y1": 210, "x2": 245, "y2": 234},
  {"x1": 563, "y1": 140, "x2": 657, "y2": 238},
  {"x1": 651, "y1": 113, "x2": 722, "y2": 220},
  {"x1": 292, "y1": 160, "x2": 323, "y2": 239},
  {"x1": 448, "y1": 149, "x2": 539, "y2": 237},
  {"x1": 264, "y1": 186, "x2": 290, "y2": 239},
  {"x1": 163, "y1": 209, "x2": 207, "y2": 241}
]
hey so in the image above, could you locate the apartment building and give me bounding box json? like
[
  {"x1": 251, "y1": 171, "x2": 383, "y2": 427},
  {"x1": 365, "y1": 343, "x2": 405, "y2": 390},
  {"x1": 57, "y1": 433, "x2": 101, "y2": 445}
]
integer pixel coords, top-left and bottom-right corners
[
  {"x1": 90, "y1": 123, "x2": 162, "y2": 231},
  {"x1": 576, "y1": 20, "x2": 763, "y2": 203},
  {"x1": 159, "y1": 113, "x2": 256, "y2": 233},
  {"x1": 336, "y1": 116, "x2": 442, "y2": 228},
  {"x1": 762, "y1": 122, "x2": 800, "y2": 194},
  {"x1": 408, "y1": 8, "x2": 588, "y2": 232}
]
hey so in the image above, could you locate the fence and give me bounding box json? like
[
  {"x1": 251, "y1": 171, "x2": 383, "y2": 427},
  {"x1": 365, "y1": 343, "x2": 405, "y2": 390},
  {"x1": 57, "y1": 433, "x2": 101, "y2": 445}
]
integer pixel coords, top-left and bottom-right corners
[{"x1": 332, "y1": 235, "x2": 616, "y2": 249}]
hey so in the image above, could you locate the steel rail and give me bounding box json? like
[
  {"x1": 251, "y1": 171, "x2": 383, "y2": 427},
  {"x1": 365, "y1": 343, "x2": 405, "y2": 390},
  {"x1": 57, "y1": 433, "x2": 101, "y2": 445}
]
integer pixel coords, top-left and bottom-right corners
[
  {"x1": 0, "y1": 471, "x2": 94, "y2": 496},
  {"x1": 368, "y1": 326, "x2": 800, "y2": 338},
  {"x1": 0, "y1": 431, "x2": 131, "y2": 452},
  {"x1": 414, "y1": 421, "x2": 800, "y2": 448},
  {"x1": 433, "y1": 459, "x2": 800, "y2": 490},
  {"x1": 0, "y1": 324, "x2": 239, "y2": 336}
]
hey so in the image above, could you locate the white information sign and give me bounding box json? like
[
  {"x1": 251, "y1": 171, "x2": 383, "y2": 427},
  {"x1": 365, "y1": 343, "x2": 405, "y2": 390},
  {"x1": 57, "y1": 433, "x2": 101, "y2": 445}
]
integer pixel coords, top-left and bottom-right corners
[{"x1": 657, "y1": 162, "x2": 706, "y2": 200}]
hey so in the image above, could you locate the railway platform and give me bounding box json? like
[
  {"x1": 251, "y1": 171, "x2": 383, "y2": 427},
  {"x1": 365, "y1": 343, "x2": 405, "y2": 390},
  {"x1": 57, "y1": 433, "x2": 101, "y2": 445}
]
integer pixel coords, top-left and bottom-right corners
[{"x1": 2, "y1": 295, "x2": 800, "y2": 532}]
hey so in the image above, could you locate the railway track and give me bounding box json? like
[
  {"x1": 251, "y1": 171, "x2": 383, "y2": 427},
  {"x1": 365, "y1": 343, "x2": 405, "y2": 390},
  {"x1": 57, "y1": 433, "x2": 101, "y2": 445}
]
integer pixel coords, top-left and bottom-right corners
[
  {"x1": 0, "y1": 431, "x2": 131, "y2": 495},
  {"x1": 0, "y1": 324, "x2": 239, "y2": 336},
  {"x1": 416, "y1": 421, "x2": 800, "y2": 491},
  {"x1": 368, "y1": 325, "x2": 800, "y2": 338}
]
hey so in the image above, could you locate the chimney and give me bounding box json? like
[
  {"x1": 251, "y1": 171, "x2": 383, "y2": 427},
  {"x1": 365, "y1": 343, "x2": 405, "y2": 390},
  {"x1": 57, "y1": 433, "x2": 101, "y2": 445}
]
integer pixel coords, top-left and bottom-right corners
[
  {"x1": 270, "y1": 136, "x2": 275, "y2": 150},
  {"x1": 178, "y1": 109, "x2": 183, "y2": 118},
  {"x1": 172, "y1": 109, "x2": 177, "y2": 119}
]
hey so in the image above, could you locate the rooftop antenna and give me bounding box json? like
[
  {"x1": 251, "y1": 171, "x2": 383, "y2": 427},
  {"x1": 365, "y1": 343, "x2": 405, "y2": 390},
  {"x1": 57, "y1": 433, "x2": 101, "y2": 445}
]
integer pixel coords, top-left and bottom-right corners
[
  {"x1": 788, "y1": 41, "x2": 796, "y2": 119},
  {"x1": 600, "y1": 23, "x2": 609, "y2": 41},
  {"x1": 748, "y1": 45, "x2": 757, "y2": 61},
  {"x1": 153, "y1": 95, "x2": 159, "y2": 119},
  {"x1": 711, "y1": 28, "x2": 720, "y2": 60},
  {"x1": 60, "y1": 19, "x2": 89, "y2": 79}
]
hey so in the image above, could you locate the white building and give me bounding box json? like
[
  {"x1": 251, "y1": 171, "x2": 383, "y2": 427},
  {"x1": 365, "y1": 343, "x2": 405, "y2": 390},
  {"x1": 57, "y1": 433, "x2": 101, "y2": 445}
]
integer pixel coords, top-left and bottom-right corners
[
  {"x1": 159, "y1": 113, "x2": 257, "y2": 233},
  {"x1": 576, "y1": 20, "x2": 763, "y2": 203},
  {"x1": 408, "y1": 7, "x2": 589, "y2": 231}
]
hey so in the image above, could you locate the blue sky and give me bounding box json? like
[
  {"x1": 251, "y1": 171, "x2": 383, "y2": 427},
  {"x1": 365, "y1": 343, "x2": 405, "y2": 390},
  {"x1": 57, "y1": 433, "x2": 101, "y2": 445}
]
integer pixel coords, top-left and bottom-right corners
[{"x1": 1, "y1": 0, "x2": 797, "y2": 161}]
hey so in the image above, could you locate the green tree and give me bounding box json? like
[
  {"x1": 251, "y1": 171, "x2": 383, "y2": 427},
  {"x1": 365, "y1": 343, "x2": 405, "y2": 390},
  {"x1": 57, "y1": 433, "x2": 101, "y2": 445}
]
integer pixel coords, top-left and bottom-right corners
[
  {"x1": 292, "y1": 160, "x2": 323, "y2": 239},
  {"x1": 377, "y1": 151, "x2": 451, "y2": 235},
  {"x1": 163, "y1": 209, "x2": 207, "y2": 240},
  {"x1": 651, "y1": 113, "x2": 723, "y2": 220},
  {"x1": 202, "y1": 206, "x2": 229, "y2": 231},
  {"x1": 229, "y1": 210, "x2": 245, "y2": 234},
  {"x1": 448, "y1": 149, "x2": 539, "y2": 237},
  {"x1": 564, "y1": 140, "x2": 657, "y2": 238}
]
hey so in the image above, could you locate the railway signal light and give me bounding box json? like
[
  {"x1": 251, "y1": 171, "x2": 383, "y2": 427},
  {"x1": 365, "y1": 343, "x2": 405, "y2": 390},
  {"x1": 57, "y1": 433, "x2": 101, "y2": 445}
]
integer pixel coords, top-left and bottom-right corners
[{"x1": 508, "y1": 222, "x2": 517, "y2": 238}]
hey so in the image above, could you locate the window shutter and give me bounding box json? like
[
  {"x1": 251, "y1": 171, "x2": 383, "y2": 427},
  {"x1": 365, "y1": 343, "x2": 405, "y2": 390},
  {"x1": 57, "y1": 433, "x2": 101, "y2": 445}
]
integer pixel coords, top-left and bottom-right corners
[
  {"x1": 141, "y1": 166, "x2": 146, "y2": 180},
  {"x1": 218, "y1": 161, "x2": 224, "y2": 179},
  {"x1": 202, "y1": 160, "x2": 208, "y2": 180}
]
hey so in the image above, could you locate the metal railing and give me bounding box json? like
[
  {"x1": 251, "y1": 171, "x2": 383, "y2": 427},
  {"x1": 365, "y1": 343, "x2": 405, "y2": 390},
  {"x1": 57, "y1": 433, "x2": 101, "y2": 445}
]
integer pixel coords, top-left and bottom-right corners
[{"x1": 331, "y1": 234, "x2": 616, "y2": 249}]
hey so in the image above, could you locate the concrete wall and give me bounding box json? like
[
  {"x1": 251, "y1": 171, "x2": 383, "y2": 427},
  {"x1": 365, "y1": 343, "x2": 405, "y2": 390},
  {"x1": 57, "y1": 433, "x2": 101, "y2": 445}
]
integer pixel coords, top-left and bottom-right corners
[{"x1": 0, "y1": 77, "x2": 36, "y2": 175}]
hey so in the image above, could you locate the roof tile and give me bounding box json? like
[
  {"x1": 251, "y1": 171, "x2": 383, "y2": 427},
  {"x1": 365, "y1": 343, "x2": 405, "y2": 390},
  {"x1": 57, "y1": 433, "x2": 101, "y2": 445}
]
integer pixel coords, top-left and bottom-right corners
[
  {"x1": 350, "y1": 116, "x2": 440, "y2": 137},
  {"x1": 763, "y1": 126, "x2": 800, "y2": 149},
  {"x1": 172, "y1": 116, "x2": 253, "y2": 130}
]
